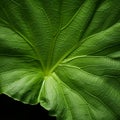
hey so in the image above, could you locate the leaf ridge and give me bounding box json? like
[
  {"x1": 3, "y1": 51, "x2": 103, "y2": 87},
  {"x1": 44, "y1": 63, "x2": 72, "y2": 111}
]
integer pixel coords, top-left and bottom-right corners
[
  {"x1": 57, "y1": 64, "x2": 120, "y2": 117},
  {"x1": 53, "y1": 73, "x2": 94, "y2": 120},
  {"x1": 52, "y1": 73, "x2": 74, "y2": 120}
]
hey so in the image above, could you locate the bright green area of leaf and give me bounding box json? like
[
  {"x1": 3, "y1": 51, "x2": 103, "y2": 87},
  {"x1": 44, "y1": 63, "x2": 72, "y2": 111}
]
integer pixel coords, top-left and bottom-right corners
[{"x1": 0, "y1": 0, "x2": 120, "y2": 120}]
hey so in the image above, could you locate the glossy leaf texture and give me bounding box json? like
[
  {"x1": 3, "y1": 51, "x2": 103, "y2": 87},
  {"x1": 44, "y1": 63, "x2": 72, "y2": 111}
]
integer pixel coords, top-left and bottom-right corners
[{"x1": 0, "y1": 0, "x2": 120, "y2": 120}]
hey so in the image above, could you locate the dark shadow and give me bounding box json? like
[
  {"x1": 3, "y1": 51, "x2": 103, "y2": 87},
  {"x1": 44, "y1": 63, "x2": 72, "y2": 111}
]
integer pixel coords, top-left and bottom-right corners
[{"x1": 0, "y1": 94, "x2": 56, "y2": 120}]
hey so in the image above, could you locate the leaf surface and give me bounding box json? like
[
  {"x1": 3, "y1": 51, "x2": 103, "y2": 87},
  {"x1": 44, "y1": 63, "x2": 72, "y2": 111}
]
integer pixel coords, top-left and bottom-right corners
[{"x1": 0, "y1": 0, "x2": 120, "y2": 120}]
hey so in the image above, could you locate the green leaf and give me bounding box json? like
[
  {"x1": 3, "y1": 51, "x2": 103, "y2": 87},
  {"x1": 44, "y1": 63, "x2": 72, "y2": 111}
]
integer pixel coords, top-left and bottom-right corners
[{"x1": 0, "y1": 0, "x2": 120, "y2": 120}]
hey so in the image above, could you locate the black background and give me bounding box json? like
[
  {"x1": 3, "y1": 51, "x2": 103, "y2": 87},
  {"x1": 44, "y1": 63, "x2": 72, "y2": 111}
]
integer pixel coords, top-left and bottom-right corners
[{"x1": 0, "y1": 94, "x2": 56, "y2": 120}]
